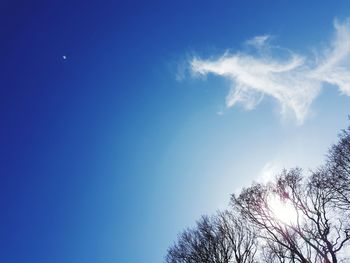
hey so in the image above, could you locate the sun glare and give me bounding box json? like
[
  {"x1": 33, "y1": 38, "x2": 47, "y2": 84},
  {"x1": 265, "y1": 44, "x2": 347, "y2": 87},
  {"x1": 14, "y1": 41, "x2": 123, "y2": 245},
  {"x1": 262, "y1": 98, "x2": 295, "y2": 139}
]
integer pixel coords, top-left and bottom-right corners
[{"x1": 268, "y1": 195, "x2": 299, "y2": 225}]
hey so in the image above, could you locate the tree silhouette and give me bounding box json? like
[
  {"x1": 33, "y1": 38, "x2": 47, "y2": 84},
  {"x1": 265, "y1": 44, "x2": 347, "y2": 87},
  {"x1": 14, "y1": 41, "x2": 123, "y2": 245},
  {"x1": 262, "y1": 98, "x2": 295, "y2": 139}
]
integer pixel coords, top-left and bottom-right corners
[
  {"x1": 166, "y1": 212, "x2": 258, "y2": 263},
  {"x1": 165, "y1": 120, "x2": 350, "y2": 263}
]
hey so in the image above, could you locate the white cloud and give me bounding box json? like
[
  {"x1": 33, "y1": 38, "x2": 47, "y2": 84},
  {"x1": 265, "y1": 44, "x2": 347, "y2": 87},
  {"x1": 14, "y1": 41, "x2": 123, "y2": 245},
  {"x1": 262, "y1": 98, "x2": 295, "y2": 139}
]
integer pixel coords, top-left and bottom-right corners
[
  {"x1": 258, "y1": 162, "x2": 281, "y2": 183},
  {"x1": 245, "y1": 34, "x2": 271, "y2": 48},
  {"x1": 190, "y1": 19, "x2": 350, "y2": 124}
]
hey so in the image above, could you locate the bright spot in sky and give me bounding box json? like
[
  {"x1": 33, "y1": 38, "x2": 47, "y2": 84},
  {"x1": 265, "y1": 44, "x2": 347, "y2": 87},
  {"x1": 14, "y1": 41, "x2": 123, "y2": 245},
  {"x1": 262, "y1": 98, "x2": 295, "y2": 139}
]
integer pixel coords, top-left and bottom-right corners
[
  {"x1": 62, "y1": 55, "x2": 67, "y2": 60},
  {"x1": 268, "y1": 195, "x2": 299, "y2": 225}
]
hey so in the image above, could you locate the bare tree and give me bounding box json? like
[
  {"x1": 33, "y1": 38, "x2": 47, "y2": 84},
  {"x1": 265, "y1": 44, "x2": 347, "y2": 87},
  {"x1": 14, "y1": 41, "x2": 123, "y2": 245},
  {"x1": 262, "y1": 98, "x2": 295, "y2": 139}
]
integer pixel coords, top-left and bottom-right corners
[
  {"x1": 216, "y1": 210, "x2": 257, "y2": 263},
  {"x1": 275, "y1": 169, "x2": 350, "y2": 263},
  {"x1": 231, "y1": 175, "x2": 315, "y2": 263},
  {"x1": 312, "y1": 123, "x2": 350, "y2": 210},
  {"x1": 261, "y1": 240, "x2": 298, "y2": 263},
  {"x1": 166, "y1": 120, "x2": 350, "y2": 263},
  {"x1": 165, "y1": 211, "x2": 257, "y2": 263}
]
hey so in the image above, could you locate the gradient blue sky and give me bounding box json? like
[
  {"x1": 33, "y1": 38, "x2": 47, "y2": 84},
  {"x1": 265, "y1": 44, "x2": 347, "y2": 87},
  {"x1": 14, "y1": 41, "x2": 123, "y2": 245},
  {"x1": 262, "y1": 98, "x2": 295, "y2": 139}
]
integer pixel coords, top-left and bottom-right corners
[{"x1": 1, "y1": 1, "x2": 350, "y2": 262}]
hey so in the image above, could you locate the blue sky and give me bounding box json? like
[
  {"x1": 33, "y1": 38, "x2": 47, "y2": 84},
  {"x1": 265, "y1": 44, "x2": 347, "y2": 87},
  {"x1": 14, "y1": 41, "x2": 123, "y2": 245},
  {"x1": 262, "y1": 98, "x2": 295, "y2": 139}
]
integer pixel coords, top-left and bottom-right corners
[{"x1": 1, "y1": 1, "x2": 350, "y2": 262}]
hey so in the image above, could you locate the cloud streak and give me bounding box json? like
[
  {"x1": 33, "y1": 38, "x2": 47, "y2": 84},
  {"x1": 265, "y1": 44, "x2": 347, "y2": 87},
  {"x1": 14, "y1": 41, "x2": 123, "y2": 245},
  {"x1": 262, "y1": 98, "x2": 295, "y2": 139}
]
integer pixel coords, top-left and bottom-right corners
[{"x1": 190, "y1": 19, "x2": 350, "y2": 124}]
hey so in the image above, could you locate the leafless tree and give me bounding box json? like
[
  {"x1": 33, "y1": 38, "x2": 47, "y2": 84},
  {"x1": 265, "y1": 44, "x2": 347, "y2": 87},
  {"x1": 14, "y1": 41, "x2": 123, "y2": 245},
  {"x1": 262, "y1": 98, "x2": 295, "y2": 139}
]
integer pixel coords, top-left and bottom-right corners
[
  {"x1": 231, "y1": 174, "x2": 315, "y2": 263},
  {"x1": 166, "y1": 120, "x2": 350, "y2": 263},
  {"x1": 165, "y1": 211, "x2": 258, "y2": 263},
  {"x1": 216, "y1": 210, "x2": 257, "y2": 263},
  {"x1": 312, "y1": 122, "x2": 350, "y2": 210},
  {"x1": 275, "y1": 169, "x2": 350, "y2": 263},
  {"x1": 261, "y1": 240, "x2": 299, "y2": 263}
]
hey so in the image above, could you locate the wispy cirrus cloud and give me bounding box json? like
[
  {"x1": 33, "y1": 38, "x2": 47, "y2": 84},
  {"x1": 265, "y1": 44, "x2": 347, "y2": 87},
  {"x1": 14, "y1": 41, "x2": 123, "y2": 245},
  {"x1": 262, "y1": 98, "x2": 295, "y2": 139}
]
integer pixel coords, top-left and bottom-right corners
[{"x1": 190, "y1": 19, "x2": 350, "y2": 124}]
